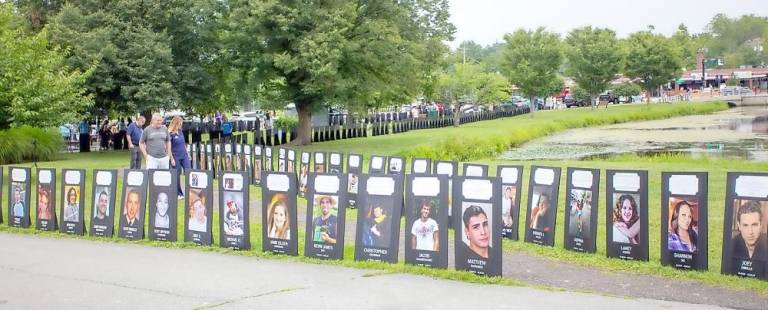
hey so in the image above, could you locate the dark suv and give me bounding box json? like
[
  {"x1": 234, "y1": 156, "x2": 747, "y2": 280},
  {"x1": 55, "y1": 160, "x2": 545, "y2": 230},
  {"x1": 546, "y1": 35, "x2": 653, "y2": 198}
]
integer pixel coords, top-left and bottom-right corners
[{"x1": 598, "y1": 92, "x2": 619, "y2": 104}]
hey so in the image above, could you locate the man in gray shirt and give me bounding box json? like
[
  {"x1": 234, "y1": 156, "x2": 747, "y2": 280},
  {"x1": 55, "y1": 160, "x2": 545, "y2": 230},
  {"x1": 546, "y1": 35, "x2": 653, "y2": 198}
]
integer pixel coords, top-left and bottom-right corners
[{"x1": 140, "y1": 113, "x2": 172, "y2": 169}]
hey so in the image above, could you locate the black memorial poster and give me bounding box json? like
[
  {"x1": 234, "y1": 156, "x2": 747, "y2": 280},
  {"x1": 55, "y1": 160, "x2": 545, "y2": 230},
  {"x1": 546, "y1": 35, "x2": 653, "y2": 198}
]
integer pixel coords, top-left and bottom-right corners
[
  {"x1": 411, "y1": 158, "x2": 433, "y2": 175},
  {"x1": 405, "y1": 175, "x2": 449, "y2": 268},
  {"x1": 314, "y1": 152, "x2": 327, "y2": 173},
  {"x1": 243, "y1": 144, "x2": 253, "y2": 180},
  {"x1": 606, "y1": 170, "x2": 649, "y2": 261},
  {"x1": 261, "y1": 172, "x2": 298, "y2": 255},
  {"x1": 387, "y1": 156, "x2": 404, "y2": 175},
  {"x1": 0, "y1": 167, "x2": 3, "y2": 224},
  {"x1": 148, "y1": 170, "x2": 178, "y2": 242},
  {"x1": 90, "y1": 170, "x2": 117, "y2": 237},
  {"x1": 435, "y1": 161, "x2": 458, "y2": 220},
  {"x1": 253, "y1": 145, "x2": 263, "y2": 185},
  {"x1": 278, "y1": 147, "x2": 287, "y2": 172},
  {"x1": 463, "y1": 164, "x2": 488, "y2": 177},
  {"x1": 453, "y1": 176, "x2": 502, "y2": 276},
  {"x1": 347, "y1": 154, "x2": 362, "y2": 208},
  {"x1": 524, "y1": 166, "x2": 562, "y2": 246},
  {"x1": 118, "y1": 170, "x2": 148, "y2": 240},
  {"x1": 8, "y1": 167, "x2": 32, "y2": 228},
  {"x1": 329, "y1": 152, "x2": 343, "y2": 174},
  {"x1": 299, "y1": 151, "x2": 311, "y2": 197},
  {"x1": 220, "y1": 171, "x2": 251, "y2": 250},
  {"x1": 287, "y1": 149, "x2": 296, "y2": 174},
  {"x1": 185, "y1": 170, "x2": 213, "y2": 245},
  {"x1": 661, "y1": 172, "x2": 708, "y2": 270},
  {"x1": 265, "y1": 147, "x2": 273, "y2": 172},
  {"x1": 36, "y1": 168, "x2": 57, "y2": 231},
  {"x1": 497, "y1": 165, "x2": 523, "y2": 240},
  {"x1": 368, "y1": 155, "x2": 387, "y2": 174},
  {"x1": 721, "y1": 172, "x2": 768, "y2": 279},
  {"x1": 563, "y1": 168, "x2": 600, "y2": 253},
  {"x1": 304, "y1": 172, "x2": 348, "y2": 260},
  {"x1": 59, "y1": 169, "x2": 85, "y2": 234},
  {"x1": 354, "y1": 174, "x2": 405, "y2": 263}
]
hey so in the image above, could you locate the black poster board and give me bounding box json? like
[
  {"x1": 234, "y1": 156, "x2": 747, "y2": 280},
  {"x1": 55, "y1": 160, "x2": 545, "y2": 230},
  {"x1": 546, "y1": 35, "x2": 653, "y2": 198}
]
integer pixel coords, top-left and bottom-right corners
[
  {"x1": 524, "y1": 166, "x2": 561, "y2": 246},
  {"x1": 463, "y1": 163, "x2": 488, "y2": 177},
  {"x1": 721, "y1": 172, "x2": 768, "y2": 279},
  {"x1": 220, "y1": 171, "x2": 250, "y2": 250},
  {"x1": 264, "y1": 147, "x2": 273, "y2": 172},
  {"x1": 606, "y1": 170, "x2": 649, "y2": 261},
  {"x1": 234, "y1": 144, "x2": 243, "y2": 171},
  {"x1": 190, "y1": 143, "x2": 199, "y2": 169},
  {"x1": 453, "y1": 176, "x2": 502, "y2": 276},
  {"x1": 8, "y1": 167, "x2": 32, "y2": 228},
  {"x1": 287, "y1": 149, "x2": 296, "y2": 174},
  {"x1": 368, "y1": 155, "x2": 387, "y2": 174},
  {"x1": 148, "y1": 169, "x2": 178, "y2": 242},
  {"x1": 411, "y1": 158, "x2": 432, "y2": 175},
  {"x1": 299, "y1": 151, "x2": 311, "y2": 197},
  {"x1": 223, "y1": 143, "x2": 234, "y2": 171},
  {"x1": 253, "y1": 145, "x2": 263, "y2": 185},
  {"x1": 563, "y1": 167, "x2": 600, "y2": 253},
  {"x1": 261, "y1": 171, "x2": 298, "y2": 255},
  {"x1": 497, "y1": 165, "x2": 523, "y2": 240},
  {"x1": 278, "y1": 147, "x2": 287, "y2": 172},
  {"x1": 661, "y1": 172, "x2": 708, "y2": 270},
  {"x1": 0, "y1": 167, "x2": 3, "y2": 224},
  {"x1": 204, "y1": 143, "x2": 214, "y2": 173},
  {"x1": 118, "y1": 170, "x2": 148, "y2": 240},
  {"x1": 90, "y1": 170, "x2": 117, "y2": 237},
  {"x1": 243, "y1": 144, "x2": 253, "y2": 179},
  {"x1": 304, "y1": 173, "x2": 348, "y2": 260},
  {"x1": 387, "y1": 156, "x2": 404, "y2": 175},
  {"x1": 329, "y1": 152, "x2": 343, "y2": 174},
  {"x1": 354, "y1": 173, "x2": 405, "y2": 263},
  {"x1": 346, "y1": 154, "x2": 362, "y2": 208},
  {"x1": 405, "y1": 175, "x2": 449, "y2": 268},
  {"x1": 59, "y1": 169, "x2": 85, "y2": 234},
  {"x1": 184, "y1": 170, "x2": 213, "y2": 245},
  {"x1": 435, "y1": 161, "x2": 458, "y2": 220},
  {"x1": 214, "y1": 143, "x2": 223, "y2": 173},
  {"x1": 36, "y1": 168, "x2": 57, "y2": 231},
  {"x1": 314, "y1": 152, "x2": 327, "y2": 173}
]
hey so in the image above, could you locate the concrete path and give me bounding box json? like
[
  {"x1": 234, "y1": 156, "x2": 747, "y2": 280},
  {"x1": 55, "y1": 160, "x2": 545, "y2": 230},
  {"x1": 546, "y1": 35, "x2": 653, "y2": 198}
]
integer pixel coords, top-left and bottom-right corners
[{"x1": 0, "y1": 233, "x2": 724, "y2": 310}]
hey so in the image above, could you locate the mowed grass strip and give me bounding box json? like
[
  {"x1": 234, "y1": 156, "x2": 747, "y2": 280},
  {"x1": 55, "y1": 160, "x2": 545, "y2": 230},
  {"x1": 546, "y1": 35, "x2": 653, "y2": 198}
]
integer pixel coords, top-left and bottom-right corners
[{"x1": 295, "y1": 102, "x2": 728, "y2": 161}]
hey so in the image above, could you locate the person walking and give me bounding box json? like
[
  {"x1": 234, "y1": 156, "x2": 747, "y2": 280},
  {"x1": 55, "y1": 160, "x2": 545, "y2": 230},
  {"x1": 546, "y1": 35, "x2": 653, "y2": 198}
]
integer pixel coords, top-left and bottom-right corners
[
  {"x1": 126, "y1": 116, "x2": 145, "y2": 169},
  {"x1": 140, "y1": 113, "x2": 171, "y2": 169},
  {"x1": 168, "y1": 116, "x2": 191, "y2": 199}
]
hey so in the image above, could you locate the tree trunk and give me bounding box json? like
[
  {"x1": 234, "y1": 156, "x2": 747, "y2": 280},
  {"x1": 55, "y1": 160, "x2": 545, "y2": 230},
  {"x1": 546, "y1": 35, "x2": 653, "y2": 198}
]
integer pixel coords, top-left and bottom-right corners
[
  {"x1": 590, "y1": 94, "x2": 598, "y2": 109},
  {"x1": 293, "y1": 102, "x2": 313, "y2": 145},
  {"x1": 529, "y1": 96, "x2": 536, "y2": 118},
  {"x1": 646, "y1": 89, "x2": 651, "y2": 105},
  {"x1": 453, "y1": 103, "x2": 461, "y2": 126},
  {"x1": 141, "y1": 110, "x2": 153, "y2": 128}
]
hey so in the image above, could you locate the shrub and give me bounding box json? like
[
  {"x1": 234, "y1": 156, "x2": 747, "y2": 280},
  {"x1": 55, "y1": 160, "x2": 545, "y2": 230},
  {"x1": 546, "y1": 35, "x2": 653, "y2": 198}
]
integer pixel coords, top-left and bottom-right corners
[{"x1": 0, "y1": 126, "x2": 62, "y2": 164}]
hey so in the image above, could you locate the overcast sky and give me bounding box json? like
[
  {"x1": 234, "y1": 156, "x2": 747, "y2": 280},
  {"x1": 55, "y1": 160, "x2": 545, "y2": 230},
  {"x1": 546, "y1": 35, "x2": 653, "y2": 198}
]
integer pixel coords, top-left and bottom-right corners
[{"x1": 448, "y1": 0, "x2": 768, "y2": 48}]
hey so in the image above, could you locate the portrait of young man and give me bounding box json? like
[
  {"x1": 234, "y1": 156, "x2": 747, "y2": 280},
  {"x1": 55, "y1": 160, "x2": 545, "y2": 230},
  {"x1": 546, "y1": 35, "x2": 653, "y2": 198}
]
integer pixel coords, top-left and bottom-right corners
[
  {"x1": 731, "y1": 200, "x2": 768, "y2": 261},
  {"x1": 411, "y1": 199, "x2": 439, "y2": 252},
  {"x1": 123, "y1": 188, "x2": 142, "y2": 228},
  {"x1": 312, "y1": 195, "x2": 338, "y2": 244},
  {"x1": 462, "y1": 204, "x2": 491, "y2": 259}
]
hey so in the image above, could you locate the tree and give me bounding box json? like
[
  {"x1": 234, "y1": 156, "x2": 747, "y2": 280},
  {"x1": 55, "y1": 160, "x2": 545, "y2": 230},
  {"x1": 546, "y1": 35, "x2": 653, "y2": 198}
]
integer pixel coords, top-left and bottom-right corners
[
  {"x1": 476, "y1": 73, "x2": 511, "y2": 106},
  {"x1": 0, "y1": 4, "x2": 92, "y2": 129},
  {"x1": 47, "y1": 0, "x2": 226, "y2": 118},
  {"x1": 226, "y1": 0, "x2": 454, "y2": 145},
  {"x1": 671, "y1": 23, "x2": 698, "y2": 70},
  {"x1": 436, "y1": 63, "x2": 509, "y2": 125},
  {"x1": 624, "y1": 31, "x2": 682, "y2": 103},
  {"x1": 565, "y1": 26, "x2": 622, "y2": 108},
  {"x1": 610, "y1": 82, "x2": 642, "y2": 99},
  {"x1": 501, "y1": 27, "x2": 563, "y2": 116}
]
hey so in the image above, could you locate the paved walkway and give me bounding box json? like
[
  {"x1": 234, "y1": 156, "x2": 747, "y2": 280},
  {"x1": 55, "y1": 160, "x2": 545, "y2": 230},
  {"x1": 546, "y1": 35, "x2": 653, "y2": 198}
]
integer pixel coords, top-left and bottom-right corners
[{"x1": 0, "y1": 233, "x2": 723, "y2": 309}]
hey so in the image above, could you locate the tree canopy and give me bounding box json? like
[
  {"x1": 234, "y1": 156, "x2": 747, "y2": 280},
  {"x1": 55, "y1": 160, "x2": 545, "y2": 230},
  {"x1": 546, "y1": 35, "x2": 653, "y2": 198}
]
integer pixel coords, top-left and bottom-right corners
[
  {"x1": 501, "y1": 27, "x2": 563, "y2": 113},
  {"x1": 0, "y1": 4, "x2": 92, "y2": 129},
  {"x1": 225, "y1": 0, "x2": 454, "y2": 144},
  {"x1": 624, "y1": 31, "x2": 682, "y2": 102},
  {"x1": 565, "y1": 26, "x2": 622, "y2": 107}
]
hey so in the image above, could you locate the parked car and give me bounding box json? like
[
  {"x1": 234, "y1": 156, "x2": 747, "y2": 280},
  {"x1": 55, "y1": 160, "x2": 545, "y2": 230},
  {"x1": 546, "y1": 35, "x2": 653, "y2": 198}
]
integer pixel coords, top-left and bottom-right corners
[
  {"x1": 598, "y1": 92, "x2": 619, "y2": 104},
  {"x1": 564, "y1": 96, "x2": 588, "y2": 108}
]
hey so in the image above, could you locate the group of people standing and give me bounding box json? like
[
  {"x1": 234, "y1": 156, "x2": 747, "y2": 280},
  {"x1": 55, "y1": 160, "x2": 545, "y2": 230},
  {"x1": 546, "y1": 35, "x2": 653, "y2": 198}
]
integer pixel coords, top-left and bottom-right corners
[{"x1": 128, "y1": 114, "x2": 191, "y2": 199}]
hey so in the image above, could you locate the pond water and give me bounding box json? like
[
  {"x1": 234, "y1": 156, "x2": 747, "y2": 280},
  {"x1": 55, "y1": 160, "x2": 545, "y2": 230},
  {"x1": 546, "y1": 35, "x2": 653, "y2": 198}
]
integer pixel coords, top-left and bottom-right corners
[{"x1": 499, "y1": 106, "x2": 768, "y2": 162}]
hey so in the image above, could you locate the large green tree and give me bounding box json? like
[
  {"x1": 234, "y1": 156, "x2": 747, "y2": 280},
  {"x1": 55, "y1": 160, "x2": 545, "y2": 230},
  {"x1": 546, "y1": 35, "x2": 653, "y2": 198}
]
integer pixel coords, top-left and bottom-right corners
[
  {"x1": 565, "y1": 26, "x2": 622, "y2": 108},
  {"x1": 0, "y1": 4, "x2": 92, "y2": 129},
  {"x1": 624, "y1": 31, "x2": 682, "y2": 103},
  {"x1": 501, "y1": 27, "x2": 563, "y2": 116},
  {"x1": 47, "y1": 0, "x2": 226, "y2": 118},
  {"x1": 225, "y1": 0, "x2": 454, "y2": 144}
]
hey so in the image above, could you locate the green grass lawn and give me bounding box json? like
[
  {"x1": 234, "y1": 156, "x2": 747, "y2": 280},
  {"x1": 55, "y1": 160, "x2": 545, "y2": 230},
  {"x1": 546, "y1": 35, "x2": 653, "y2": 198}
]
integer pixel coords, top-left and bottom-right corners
[{"x1": 2, "y1": 101, "x2": 767, "y2": 295}]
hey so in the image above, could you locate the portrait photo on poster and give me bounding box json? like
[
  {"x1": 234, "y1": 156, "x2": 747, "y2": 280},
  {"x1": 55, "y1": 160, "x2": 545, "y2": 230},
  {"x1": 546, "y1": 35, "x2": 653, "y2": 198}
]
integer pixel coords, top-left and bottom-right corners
[
  {"x1": 36, "y1": 169, "x2": 57, "y2": 231},
  {"x1": 262, "y1": 172, "x2": 298, "y2": 255},
  {"x1": 497, "y1": 165, "x2": 522, "y2": 240},
  {"x1": 220, "y1": 172, "x2": 251, "y2": 250},
  {"x1": 10, "y1": 171, "x2": 31, "y2": 228},
  {"x1": 564, "y1": 168, "x2": 600, "y2": 253},
  {"x1": 606, "y1": 170, "x2": 649, "y2": 261},
  {"x1": 524, "y1": 166, "x2": 560, "y2": 247},
  {"x1": 405, "y1": 175, "x2": 449, "y2": 269},
  {"x1": 354, "y1": 174, "x2": 404, "y2": 263},
  {"x1": 185, "y1": 171, "x2": 213, "y2": 246},
  {"x1": 721, "y1": 172, "x2": 768, "y2": 279},
  {"x1": 119, "y1": 185, "x2": 145, "y2": 240},
  {"x1": 305, "y1": 173, "x2": 347, "y2": 260},
  {"x1": 453, "y1": 176, "x2": 502, "y2": 277},
  {"x1": 662, "y1": 172, "x2": 708, "y2": 270}
]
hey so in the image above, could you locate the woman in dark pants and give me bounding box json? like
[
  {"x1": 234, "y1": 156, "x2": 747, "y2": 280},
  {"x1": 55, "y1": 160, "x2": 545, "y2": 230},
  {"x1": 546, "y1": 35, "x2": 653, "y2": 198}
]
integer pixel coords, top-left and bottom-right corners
[{"x1": 168, "y1": 116, "x2": 191, "y2": 198}]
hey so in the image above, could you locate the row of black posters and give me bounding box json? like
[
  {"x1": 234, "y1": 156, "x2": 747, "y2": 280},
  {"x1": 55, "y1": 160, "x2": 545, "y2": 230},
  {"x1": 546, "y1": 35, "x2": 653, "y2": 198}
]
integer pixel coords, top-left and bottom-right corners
[{"x1": 3, "y1": 165, "x2": 767, "y2": 280}]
